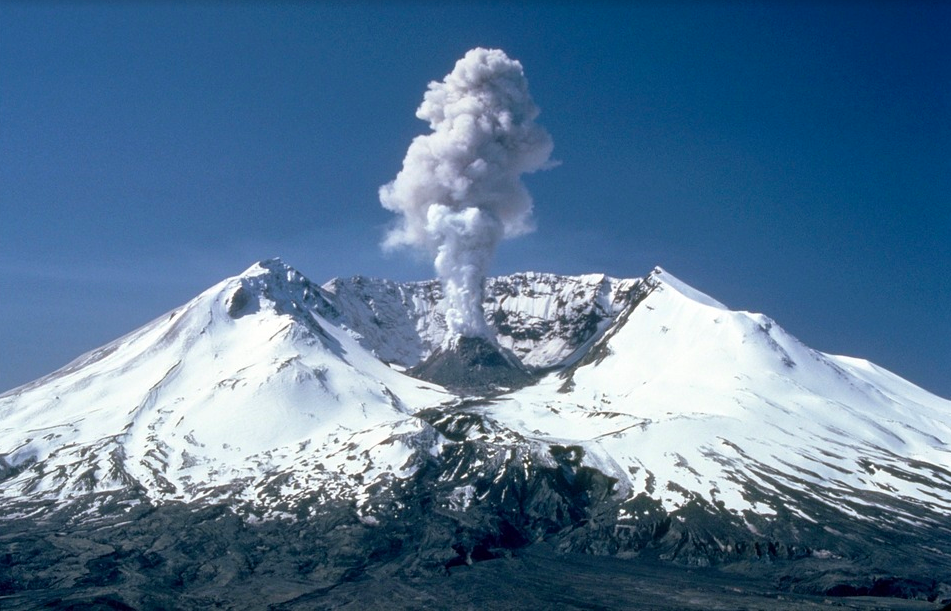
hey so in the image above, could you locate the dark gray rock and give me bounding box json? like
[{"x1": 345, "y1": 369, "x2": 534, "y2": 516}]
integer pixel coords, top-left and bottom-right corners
[{"x1": 409, "y1": 336, "x2": 536, "y2": 394}]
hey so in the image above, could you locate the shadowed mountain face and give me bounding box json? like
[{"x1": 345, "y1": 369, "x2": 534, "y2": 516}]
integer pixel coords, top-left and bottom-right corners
[{"x1": 1, "y1": 259, "x2": 950, "y2": 609}]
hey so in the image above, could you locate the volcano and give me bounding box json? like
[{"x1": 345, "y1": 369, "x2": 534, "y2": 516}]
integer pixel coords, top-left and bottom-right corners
[{"x1": 1, "y1": 259, "x2": 949, "y2": 609}]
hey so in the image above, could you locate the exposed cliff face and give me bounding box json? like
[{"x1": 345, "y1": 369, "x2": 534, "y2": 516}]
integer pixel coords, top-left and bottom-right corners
[
  {"x1": 319, "y1": 271, "x2": 639, "y2": 370},
  {"x1": 1, "y1": 259, "x2": 950, "y2": 609}
]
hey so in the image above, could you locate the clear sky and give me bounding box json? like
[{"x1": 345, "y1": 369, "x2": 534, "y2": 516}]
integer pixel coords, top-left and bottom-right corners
[{"x1": 1, "y1": 2, "x2": 948, "y2": 398}]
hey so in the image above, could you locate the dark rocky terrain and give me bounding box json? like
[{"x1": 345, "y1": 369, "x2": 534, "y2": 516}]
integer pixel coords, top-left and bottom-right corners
[
  {"x1": 410, "y1": 336, "x2": 537, "y2": 394},
  {"x1": 2, "y1": 499, "x2": 947, "y2": 610},
  {"x1": 2, "y1": 424, "x2": 949, "y2": 610}
]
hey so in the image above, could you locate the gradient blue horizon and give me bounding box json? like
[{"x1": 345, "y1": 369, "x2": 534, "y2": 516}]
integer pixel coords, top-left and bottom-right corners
[{"x1": 1, "y1": 2, "x2": 948, "y2": 398}]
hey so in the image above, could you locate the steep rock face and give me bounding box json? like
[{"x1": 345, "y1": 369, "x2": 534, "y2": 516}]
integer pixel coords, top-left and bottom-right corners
[{"x1": 320, "y1": 271, "x2": 639, "y2": 369}]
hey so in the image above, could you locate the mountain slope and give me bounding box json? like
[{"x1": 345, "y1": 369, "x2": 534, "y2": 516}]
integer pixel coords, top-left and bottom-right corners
[
  {"x1": 492, "y1": 269, "x2": 951, "y2": 548},
  {"x1": 0, "y1": 259, "x2": 449, "y2": 509},
  {"x1": 513, "y1": 268, "x2": 951, "y2": 510}
]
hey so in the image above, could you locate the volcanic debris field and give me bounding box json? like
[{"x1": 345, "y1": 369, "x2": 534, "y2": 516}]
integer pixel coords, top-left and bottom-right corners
[{"x1": 0, "y1": 473, "x2": 947, "y2": 610}]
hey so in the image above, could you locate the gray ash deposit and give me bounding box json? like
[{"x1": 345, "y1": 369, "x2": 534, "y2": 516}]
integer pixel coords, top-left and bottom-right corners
[{"x1": 409, "y1": 336, "x2": 536, "y2": 394}]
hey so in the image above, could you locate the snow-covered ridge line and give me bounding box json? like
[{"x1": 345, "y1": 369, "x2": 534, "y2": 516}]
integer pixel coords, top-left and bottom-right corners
[{"x1": 648, "y1": 265, "x2": 727, "y2": 309}]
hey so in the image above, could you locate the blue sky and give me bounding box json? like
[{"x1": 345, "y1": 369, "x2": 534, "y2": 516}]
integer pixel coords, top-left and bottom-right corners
[{"x1": 1, "y1": 2, "x2": 948, "y2": 398}]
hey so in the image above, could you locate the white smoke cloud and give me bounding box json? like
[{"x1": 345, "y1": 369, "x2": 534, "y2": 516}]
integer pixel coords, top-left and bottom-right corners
[{"x1": 380, "y1": 47, "x2": 554, "y2": 341}]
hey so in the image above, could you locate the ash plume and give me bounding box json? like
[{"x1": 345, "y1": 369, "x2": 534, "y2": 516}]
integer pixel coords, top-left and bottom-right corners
[{"x1": 380, "y1": 47, "x2": 554, "y2": 342}]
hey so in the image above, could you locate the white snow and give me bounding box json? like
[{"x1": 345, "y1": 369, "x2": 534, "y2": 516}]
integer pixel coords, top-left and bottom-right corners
[
  {"x1": 484, "y1": 270, "x2": 951, "y2": 518},
  {"x1": 0, "y1": 259, "x2": 449, "y2": 505}
]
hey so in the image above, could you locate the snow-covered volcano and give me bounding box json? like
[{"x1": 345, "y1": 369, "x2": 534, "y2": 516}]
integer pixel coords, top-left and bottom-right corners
[
  {"x1": 0, "y1": 260, "x2": 637, "y2": 508},
  {"x1": 2, "y1": 259, "x2": 950, "y2": 606}
]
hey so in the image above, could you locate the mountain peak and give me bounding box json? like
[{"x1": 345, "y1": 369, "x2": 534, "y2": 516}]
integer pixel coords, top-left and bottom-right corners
[
  {"x1": 239, "y1": 257, "x2": 299, "y2": 279},
  {"x1": 225, "y1": 258, "x2": 338, "y2": 319},
  {"x1": 648, "y1": 266, "x2": 727, "y2": 309}
]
